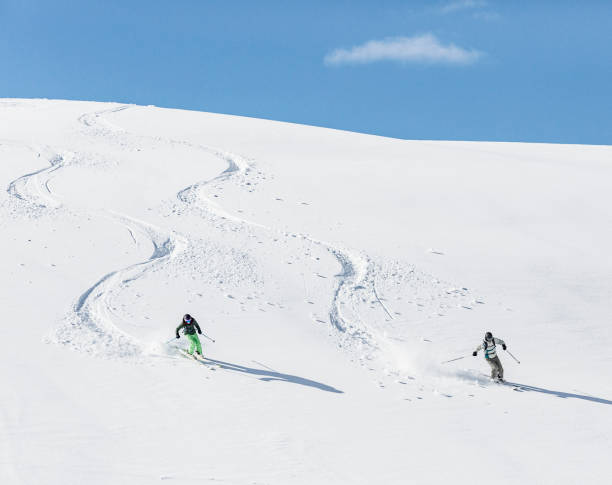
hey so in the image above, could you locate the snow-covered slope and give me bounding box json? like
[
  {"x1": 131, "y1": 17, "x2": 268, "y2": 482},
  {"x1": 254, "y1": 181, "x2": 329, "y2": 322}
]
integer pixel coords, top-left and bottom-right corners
[{"x1": 1, "y1": 99, "x2": 611, "y2": 485}]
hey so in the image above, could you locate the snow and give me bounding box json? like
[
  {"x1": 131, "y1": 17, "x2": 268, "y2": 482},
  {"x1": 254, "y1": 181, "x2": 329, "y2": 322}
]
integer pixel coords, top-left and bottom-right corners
[{"x1": 1, "y1": 98, "x2": 611, "y2": 484}]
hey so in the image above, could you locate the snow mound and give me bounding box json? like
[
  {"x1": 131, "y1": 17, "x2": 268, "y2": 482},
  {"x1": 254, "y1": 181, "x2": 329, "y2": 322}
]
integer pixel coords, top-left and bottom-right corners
[{"x1": 1, "y1": 99, "x2": 611, "y2": 485}]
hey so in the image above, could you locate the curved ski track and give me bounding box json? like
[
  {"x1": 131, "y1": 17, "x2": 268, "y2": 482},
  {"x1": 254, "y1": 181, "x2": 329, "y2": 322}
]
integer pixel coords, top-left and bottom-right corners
[
  {"x1": 55, "y1": 213, "x2": 187, "y2": 359},
  {"x1": 5, "y1": 143, "x2": 73, "y2": 212},
  {"x1": 50, "y1": 105, "x2": 191, "y2": 358}
]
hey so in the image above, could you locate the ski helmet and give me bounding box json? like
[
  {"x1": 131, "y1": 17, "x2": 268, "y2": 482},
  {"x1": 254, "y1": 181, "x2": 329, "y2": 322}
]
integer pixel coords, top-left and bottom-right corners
[
  {"x1": 184, "y1": 314, "x2": 192, "y2": 323},
  {"x1": 485, "y1": 331, "x2": 493, "y2": 340}
]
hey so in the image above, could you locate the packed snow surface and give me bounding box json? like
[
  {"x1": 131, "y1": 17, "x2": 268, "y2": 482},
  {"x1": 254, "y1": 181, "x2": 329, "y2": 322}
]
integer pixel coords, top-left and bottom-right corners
[{"x1": 1, "y1": 99, "x2": 611, "y2": 485}]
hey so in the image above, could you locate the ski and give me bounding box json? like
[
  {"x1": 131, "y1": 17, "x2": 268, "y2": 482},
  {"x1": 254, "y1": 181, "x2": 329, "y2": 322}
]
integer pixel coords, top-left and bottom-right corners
[
  {"x1": 479, "y1": 373, "x2": 524, "y2": 391},
  {"x1": 178, "y1": 349, "x2": 218, "y2": 370},
  {"x1": 178, "y1": 349, "x2": 197, "y2": 360}
]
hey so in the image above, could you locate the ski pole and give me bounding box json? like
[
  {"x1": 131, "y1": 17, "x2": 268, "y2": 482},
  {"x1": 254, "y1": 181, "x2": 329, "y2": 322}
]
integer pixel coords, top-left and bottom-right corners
[
  {"x1": 441, "y1": 356, "x2": 466, "y2": 364},
  {"x1": 201, "y1": 333, "x2": 216, "y2": 343},
  {"x1": 165, "y1": 337, "x2": 176, "y2": 344},
  {"x1": 506, "y1": 349, "x2": 520, "y2": 364}
]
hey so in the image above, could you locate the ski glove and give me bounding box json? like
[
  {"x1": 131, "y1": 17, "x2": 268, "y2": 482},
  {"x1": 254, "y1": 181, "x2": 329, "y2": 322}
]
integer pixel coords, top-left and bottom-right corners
[
  {"x1": 176, "y1": 335, "x2": 180, "y2": 339},
  {"x1": 198, "y1": 331, "x2": 202, "y2": 335},
  {"x1": 472, "y1": 351, "x2": 477, "y2": 356},
  {"x1": 502, "y1": 344, "x2": 507, "y2": 350}
]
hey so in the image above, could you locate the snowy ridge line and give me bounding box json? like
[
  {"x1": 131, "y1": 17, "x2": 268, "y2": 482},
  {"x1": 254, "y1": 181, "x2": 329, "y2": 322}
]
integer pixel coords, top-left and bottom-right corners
[
  {"x1": 53, "y1": 212, "x2": 188, "y2": 359},
  {"x1": 5, "y1": 143, "x2": 73, "y2": 210}
]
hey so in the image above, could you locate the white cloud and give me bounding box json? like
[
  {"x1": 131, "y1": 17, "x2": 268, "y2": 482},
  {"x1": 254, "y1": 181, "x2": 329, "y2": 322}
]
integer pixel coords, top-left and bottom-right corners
[
  {"x1": 324, "y1": 34, "x2": 482, "y2": 67},
  {"x1": 438, "y1": 0, "x2": 487, "y2": 14}
]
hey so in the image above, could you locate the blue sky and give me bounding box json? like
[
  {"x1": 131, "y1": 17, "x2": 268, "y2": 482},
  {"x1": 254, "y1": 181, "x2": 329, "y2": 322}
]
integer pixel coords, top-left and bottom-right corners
[{"x1": 1, "y1": 0, "x2": 611, "y2": 144}]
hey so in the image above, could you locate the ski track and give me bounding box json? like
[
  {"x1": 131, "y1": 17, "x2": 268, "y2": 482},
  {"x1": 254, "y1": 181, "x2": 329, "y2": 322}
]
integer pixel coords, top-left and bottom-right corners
[
  {"x1": 1, "y1": 114, "x2": 171, "y2": 359},
  {"x1": 175, "y1": 146, "x2": 264, "y2": 228},
  {"x1": 50, "y1": 105, "x2": 193, "y2": 358},
  {"x1": 54, "y1": 213, "x2": 187, "y2": 359},
  {"x1": 77, "y1": 105, "x2": 131, "y2": 134},
  {"x1": 5, "y1": 143, "x2": 73, "y2": 212}
]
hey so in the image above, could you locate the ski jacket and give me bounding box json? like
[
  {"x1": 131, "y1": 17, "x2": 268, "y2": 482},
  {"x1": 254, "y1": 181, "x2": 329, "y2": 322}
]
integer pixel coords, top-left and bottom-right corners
[
  {"x1": 176, "y1": 318, "x2": 202, "y2": 338},
  {"x1": 475, "y1": 337, "x2": 505, "y2": 360}
]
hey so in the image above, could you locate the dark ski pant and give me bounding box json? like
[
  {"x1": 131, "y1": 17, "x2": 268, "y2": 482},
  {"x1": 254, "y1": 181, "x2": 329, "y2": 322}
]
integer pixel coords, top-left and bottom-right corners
[{"x1": 486, "y1": 356, "x2": 504, "y2": 379}]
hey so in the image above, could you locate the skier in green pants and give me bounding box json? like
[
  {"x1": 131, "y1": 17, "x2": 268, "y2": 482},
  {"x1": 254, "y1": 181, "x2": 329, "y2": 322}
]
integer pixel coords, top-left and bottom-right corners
[{"x1": 175, "y1": 314, "x2": 203, "y2": 358}]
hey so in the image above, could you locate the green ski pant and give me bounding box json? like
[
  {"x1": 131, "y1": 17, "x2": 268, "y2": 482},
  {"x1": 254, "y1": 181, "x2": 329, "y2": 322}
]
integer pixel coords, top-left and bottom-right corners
[{"x1": 186, "y1": 333, "x2": 202, "y2": 355}]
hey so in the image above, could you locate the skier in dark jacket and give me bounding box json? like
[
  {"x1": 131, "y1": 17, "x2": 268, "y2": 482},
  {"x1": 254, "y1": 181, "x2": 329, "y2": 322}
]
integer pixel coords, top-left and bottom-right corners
[
  {"x1": 473, "y1": 331, "x2": 507, "y2": 381},
  {"x1": 176, "y1": 314, "x2": 203, "y2": 357}
]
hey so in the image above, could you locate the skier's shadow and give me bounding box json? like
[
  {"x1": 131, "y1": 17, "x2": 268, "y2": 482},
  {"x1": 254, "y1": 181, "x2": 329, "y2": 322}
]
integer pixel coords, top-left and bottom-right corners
[
  {"x1": 204, "y1": 358, "x2": 343, "y2": 394},
  {"x1": 506, "y1": 381, "x2": 612, "y2": 405}
]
